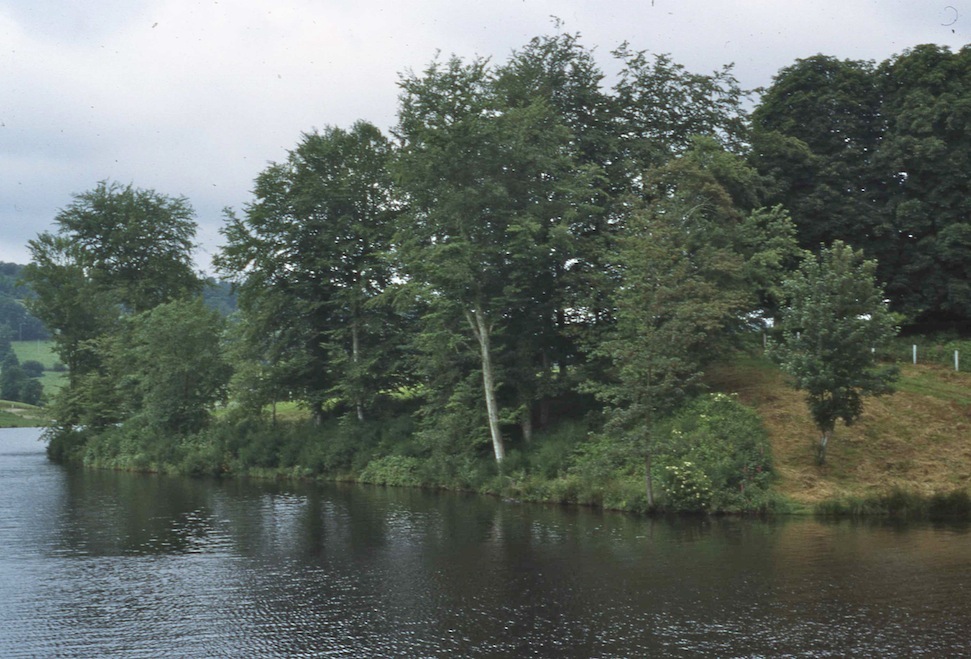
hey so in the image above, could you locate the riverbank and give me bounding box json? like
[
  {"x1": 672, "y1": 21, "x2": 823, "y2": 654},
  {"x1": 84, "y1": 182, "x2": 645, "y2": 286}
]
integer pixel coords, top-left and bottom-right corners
[
  {"x1": 707, "y1": 355, "x2": 971, "y2": 514},
  {"x1": 35, "y1": 351, "x2": 971, "y2": 517}
]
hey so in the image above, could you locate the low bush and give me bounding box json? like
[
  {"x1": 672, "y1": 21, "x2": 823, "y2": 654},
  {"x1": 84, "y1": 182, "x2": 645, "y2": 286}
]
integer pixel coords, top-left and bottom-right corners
[
  {"x1": 653, "y1": 393, "x2": 774, "y2": 512},
  {"x1": 358, "y1": 455, "x2": 425, "y2": 487},
  {"x1": 21, "y1": 360, "x2": 45, "y2": 378},
  {"x1": 660, "y1": 461, "x2": 713, "y2": 512}
]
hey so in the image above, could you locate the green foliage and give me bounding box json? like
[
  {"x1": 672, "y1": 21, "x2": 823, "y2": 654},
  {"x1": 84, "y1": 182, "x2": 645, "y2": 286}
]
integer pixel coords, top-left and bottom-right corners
[
  {"x1": 568, "y1": 430, "x2": 642, "y2": 483},
  {"x1": 17, "y1": 379, "x2": 43, "y2": 406},
  {"x1": 0, "y1": 351, "x2": 25, "y2": 400},
  {"x1": 45, "y1": 426, "x2": 92, "y2": 463},
  {"x1": 586, "y1": 140, "x2": 798, "y2": 505},
  {"x1": 660, "y1": 462, "x2": 713, "y2": 512},
  {"x1": 202, "y1": 411, "x2": 416, "y2": 478},
  {"x1": 121, "y1": 298, "x2": 231, "y2": 435},
  {"x1": 612, "y1": 45, "x2": 750, "y2": 168},
  {"x1": 217, "y1": 122, "x2": 402, "y2": 423},
  {"x1": 23, "y1": 235, "x2": 120, "y2": 379},
  {"x1": 752, "y1": 46, "x2": 971, "y2": 326},
  {"x1": 20, "y1": 360, "x2": 44, "y2": 378},
  {"x1": 34, "y1": 31, "x2": 958, "y2": 521},
  {"x1": 523, "y1": 420, "x2": 590, "y2": 479},
  {"x1": 751, "y1": 55, "x2": 882, "y2": 253},
  {"x1": 0, "y1": 326, "x2": 11, "y2": 360},
  {"x1": 0, "y1": 294, "x2": 47, "y2": 342},
  {"x1": 0, "y1": 348, "x2": 41, "y2": 405},
  {"x1": 395, "y1": 52, "x2": 595, "y2": 463},
  {"x1": 770, "y1": 242, "x2": 899, "y2": 464},
  {"x1": 23, "y1": 181, "x2": 203, "y2": 438},
  {"x1": 0, "y1": 262, "x2": 30, "y2": 298},
  {"x1": 562, "y1": 393, "x2": 773, "y2": 513},
  {"x1": 654, "y1": 393, "x2": 774, "y2": 511},
  {"x1": 358, "y1": 455, "x2": 425, "y2": 487},
  {"x1": 0, "y1": 263, "x2": 48, "y2": 341},
  {"x1": 42, "y1": 181, "x2": 201, "y2": 314}
]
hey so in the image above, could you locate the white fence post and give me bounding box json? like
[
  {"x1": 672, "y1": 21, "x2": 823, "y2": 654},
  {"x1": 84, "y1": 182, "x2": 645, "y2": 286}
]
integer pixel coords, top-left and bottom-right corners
[
  {"x1": 913, "y1": 344, "x2": 917, "y2": 364},
  {"x1": 956, "y1": 350, "x2": 960, "y2": 372}
]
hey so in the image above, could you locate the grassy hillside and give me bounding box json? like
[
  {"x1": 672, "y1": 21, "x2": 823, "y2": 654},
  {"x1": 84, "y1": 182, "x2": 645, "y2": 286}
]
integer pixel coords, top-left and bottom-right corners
[
  {"x1": 0, "y1": 400, "x2": 50, "y2": 428},
  {"x1": 11, "y1": 340, "x2": 67, "y2": 397},
  {"x1": 10, "y1": 340, "x2": 59, "y2": 366},
  {"x1": 707, "y1": 354, "x2": 971, "y2": 509}
]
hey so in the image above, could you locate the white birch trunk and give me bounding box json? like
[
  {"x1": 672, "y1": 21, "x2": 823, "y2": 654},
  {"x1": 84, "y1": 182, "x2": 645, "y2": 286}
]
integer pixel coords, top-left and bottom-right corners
[
  {"x1": 352, "y1": 320, "x2": 364, "y2": 422},
  {"x1": 467, "y1": 306, "x2": 505, "y2": 463},
  {"x1": 645, "y1": 451, "x2": 655, "y2": 509}
]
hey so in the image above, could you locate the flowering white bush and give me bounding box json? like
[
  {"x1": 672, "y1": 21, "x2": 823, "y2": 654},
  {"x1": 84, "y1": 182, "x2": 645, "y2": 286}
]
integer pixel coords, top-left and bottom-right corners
[{"x1": 661, "y1": 460, "x2": 713, "y2": 511}]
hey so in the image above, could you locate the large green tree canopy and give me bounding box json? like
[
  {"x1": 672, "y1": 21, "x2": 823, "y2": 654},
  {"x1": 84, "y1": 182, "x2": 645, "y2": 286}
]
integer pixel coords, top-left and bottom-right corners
[
  {"x1": 217, "y1": 121, "x2": 401, "y2": 422},
  {"x1": 394, "y1": 54, "x2": 593, "y2": 462},
  {"x1": 752, "y1": 45, "x2": 971, "y2": 327},
  {"x1": 23, "y1": 181, "x2": 204, "y2": 437}
]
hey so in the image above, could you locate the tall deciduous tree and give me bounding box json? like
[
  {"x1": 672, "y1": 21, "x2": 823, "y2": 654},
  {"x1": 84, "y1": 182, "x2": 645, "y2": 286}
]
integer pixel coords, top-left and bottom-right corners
[
  {"x1": 22, "y1": 182, "x2": 202, "y2": 434},
  {"x1": 751, "y1": 55, "x2": 884, "y2": 253},
  {"x1": 121, "y1": 298, "x2": 231, "y2": 436},
  {"x1": 217, "y1": 122, "x2": 400, "y2": 422},
  {"x1": 613, "y1": 44, "x2": 750, "y2": 176},
  {"x1": 44, "y1": 181, "x2": 200, "y2": 313},
  {"x1": 492, "y1": 32, "x2": 610, "y2": 438},
  {"x1": 771, "y1": 241, "x2": 898, "y2": 465},
  {"x1": 875, "y1": 44, "x2": 971, "y2": 324},
  {"x1": 752, "y1": 47, "x2": 971, "y2": 327},
  {"x1": 22, "y1": 235, "x2": 121, "y2": 383},
  {"x1": 0, "y1": 351, "x2": 27, "y2": 402},
  {"x1": 395, "y1": 55, "x2": 589, "y2": 463}
]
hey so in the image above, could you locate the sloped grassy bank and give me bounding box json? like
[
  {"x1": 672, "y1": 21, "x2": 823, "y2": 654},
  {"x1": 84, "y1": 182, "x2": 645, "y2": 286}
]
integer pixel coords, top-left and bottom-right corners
[
  {"x1": 43, "y1": 352, "x2": 971, "y2": 517},
  {"x1": 706, "y1": 354, "x2": 971, "y2": 517}
]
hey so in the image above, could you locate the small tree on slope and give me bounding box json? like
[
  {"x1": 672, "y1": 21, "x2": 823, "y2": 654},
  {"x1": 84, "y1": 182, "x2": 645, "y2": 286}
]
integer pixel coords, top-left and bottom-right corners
[{"x1": 771, "y1": 241, "x2": 898, "y2": 465}]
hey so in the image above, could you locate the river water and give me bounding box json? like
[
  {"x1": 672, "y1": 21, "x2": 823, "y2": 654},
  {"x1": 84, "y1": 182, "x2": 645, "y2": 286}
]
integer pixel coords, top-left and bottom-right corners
[{"x1": 3, "y1": 426, "x2": 971, "y2": 657}]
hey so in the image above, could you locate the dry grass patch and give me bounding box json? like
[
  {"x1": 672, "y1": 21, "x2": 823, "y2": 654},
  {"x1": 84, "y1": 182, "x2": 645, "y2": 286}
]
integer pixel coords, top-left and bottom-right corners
[{"x1": 706, "y1": 356, "x2": 971, "y2": 507}]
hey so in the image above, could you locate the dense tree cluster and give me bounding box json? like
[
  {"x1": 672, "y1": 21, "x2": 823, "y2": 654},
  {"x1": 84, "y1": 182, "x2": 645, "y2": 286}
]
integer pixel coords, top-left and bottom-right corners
[
  {"x1": 24, "y1": 31, "x2": 939, "y2": 501},
  {"x1": 212, "y1": 34, "x2": 799, "y2": 479},
  {"x1": 0, "y1": 262, "x2": 48, "y2": 405},
  {"x1": 23, "y1": 182, "x2": 229, "y2": 457},
  {"x1": 753, "y1": 45, "x2": 971, "y2": 328}
]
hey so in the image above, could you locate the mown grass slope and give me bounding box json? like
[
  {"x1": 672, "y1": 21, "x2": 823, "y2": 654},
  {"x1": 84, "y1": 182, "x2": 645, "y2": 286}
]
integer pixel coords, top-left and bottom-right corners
[
  {"x1": 707, "y1": 354, "x2": 971, "y2": 509},
  {"x1": 0, "y1": 400, "x2": 50, "y2": 428},
  {"x1": 11, "y1": 340, "x2": 67, "y2": 396}
]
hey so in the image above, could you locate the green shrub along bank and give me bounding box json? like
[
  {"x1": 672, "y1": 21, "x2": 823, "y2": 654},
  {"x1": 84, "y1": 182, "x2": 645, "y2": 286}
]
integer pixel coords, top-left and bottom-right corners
[{"x1": 45, "y1": 393, "x2": 783, "y2": 514}]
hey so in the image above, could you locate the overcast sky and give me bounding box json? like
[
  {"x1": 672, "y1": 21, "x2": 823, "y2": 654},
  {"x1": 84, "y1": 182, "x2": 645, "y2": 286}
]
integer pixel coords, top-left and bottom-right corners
[{"x1": 1, "y1": 0, "x2": 967, "y2": 269}]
